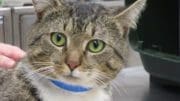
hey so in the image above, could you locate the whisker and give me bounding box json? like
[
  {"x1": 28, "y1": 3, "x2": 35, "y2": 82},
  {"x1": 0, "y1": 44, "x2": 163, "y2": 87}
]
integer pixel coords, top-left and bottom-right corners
[
  {"x1": 111, "y1": 80, "x2": 128, "y2": 96},
  {"x1": 94, "y1": 77, "x2": 106, "y2": 86},
  {"x1": 27, "y1": 66, "x2": 54, "y2": 77},
  {"x1": 32, "y1": 61, "x2": 53, "y2": 64},
  {"x1": 37, "y1": 66, "x2": 54, "y2": 73},
  {"x1": 95, "y1": 71, "x2": 127, "y2": 95},
  {"x1": 111, "y1": 83, "x2": 122, "y2": 97},
  {"x1": 93, "y1": 69, "x2": 114, "y2": 78},
  {"x1": 31, "y1": 61, "x2": 54, "y2": 66},
  {"x1": 92, "y1": 72, "x2": 111, "y2": 87}
]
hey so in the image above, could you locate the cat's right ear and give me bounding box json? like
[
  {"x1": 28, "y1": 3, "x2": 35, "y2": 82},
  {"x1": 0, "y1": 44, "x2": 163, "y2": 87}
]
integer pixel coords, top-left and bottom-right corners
[
  {"x1": 110, "y1": 0, "x2": 146, "y2": 37},
  {"x1": 32, "y1": 0, "x2": 64, "y2": 19}
]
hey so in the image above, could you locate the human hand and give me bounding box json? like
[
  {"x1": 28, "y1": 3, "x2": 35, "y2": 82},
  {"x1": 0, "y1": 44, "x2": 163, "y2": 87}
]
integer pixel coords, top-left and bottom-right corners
[{"x1": 0, "y1": 43, "x2": 26, "y2": 69}]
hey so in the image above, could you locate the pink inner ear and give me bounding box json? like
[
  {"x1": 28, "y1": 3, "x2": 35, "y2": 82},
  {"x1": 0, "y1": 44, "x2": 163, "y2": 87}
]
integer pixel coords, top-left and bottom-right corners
[
  {"x1": 32, "y1": 0, "x2": 52, "y2": 20},
  {"x1": 122, "y1": 26, "x2": 129, "y2": 38},
  {"x1": 33, "y1": 0, "x2": 47, "y2": 12},
  {"x1": 32, "y1": 0, "x2": 64, "y2": 20}
]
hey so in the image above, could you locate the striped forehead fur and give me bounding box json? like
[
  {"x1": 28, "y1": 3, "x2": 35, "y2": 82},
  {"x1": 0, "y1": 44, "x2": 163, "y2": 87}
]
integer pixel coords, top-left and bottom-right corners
[{"x1": 41, "y1": 3, "x2": 109, "y2": 32}]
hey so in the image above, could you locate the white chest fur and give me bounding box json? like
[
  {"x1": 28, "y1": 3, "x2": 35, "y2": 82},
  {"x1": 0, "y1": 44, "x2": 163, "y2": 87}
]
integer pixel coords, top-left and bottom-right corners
[{"x1": 31, "y1": 78, "x2": 111, "y2": 101}]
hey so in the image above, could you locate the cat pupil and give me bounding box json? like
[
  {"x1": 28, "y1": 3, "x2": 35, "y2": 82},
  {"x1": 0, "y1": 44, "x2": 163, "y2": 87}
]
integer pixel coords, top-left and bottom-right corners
[
  {"x1": 56, "y1": 34, "x2": 62, "y2": 42},
  {"x1": 93, "y1": 40, "x2": 99, "y2": 48}
]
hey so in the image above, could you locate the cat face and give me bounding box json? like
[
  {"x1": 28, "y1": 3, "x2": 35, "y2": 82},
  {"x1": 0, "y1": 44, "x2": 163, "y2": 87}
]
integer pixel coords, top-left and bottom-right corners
[{"x1": 27, "y1": 0, "x2": 146, "y2": 88}]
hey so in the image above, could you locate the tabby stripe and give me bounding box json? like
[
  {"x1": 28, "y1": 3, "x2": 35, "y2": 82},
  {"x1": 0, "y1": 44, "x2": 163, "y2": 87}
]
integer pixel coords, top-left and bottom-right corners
[
  {"x1": 17, "y1": 71, "x2": 42, "y2": 101},
  {"x1": 63, "y1": 23, "x2": 67, "y2": 31},
  {"x1": 29, "y1": 34, "x2": 44, "y2": 46},
  {"x1": 105, "y1": 62, "x2": 117, "y2": 71},
  {"x1": 83, "y1": 22, "x2": 88, "y2": 32},
  {"x1": 91, "y1": 27, "x2": 96, "y2": 37},
  {"x1": 112, "y1": 47, "x2": 124, "y2": 60}
]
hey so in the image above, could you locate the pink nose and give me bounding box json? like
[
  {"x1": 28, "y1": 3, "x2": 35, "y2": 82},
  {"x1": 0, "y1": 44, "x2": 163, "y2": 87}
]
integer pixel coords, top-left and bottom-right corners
[{"x1": 66, "y1": 60, "x2": 80, "y2": 70}]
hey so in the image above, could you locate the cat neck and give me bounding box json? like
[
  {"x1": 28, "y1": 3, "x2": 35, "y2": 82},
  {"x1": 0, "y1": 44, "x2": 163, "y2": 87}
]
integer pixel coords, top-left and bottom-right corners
[{"x1": 29, "y1": 73, "x2": 111, "y2": 101}]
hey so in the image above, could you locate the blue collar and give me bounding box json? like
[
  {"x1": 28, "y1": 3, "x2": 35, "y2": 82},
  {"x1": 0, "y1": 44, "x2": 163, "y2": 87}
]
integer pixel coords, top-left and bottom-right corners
[{"x1": 50, "y1": 79, "x2": 92, "y2": 93}]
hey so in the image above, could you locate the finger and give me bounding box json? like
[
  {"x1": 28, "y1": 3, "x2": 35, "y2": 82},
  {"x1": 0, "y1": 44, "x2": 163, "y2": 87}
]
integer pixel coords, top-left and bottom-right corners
[
  {"x1": 0, "y1": 43, "x2": 26, "y2": 61},
  {"x1": 0, "y1": 55, "x2": 16, "y2": 69}
]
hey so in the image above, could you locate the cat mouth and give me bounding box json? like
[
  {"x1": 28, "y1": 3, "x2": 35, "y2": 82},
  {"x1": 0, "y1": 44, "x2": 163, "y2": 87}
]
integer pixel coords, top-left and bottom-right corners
[{"x1": 63, "y1": 75, "x2": 80, "y2": 80}]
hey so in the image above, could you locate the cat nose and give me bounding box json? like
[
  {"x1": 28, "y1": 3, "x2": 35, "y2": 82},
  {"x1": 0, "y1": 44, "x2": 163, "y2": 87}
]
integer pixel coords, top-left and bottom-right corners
[{"x1": 66, "y1": 60, "x2": 80, "y2": 70}]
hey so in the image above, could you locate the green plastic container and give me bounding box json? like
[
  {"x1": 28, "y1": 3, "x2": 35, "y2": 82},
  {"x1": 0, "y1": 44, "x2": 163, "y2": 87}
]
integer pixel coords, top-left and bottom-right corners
[
  {"x1": 126, "y1": 0, "x2": 180, "y2": 86},
  {"x1": 0, "y1": 0, "x2": 4, "y2": 6}
]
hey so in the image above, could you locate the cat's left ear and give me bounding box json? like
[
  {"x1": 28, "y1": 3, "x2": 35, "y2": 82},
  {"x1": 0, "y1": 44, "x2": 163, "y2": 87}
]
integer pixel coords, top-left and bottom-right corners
[
  {"x1": 111, "y1": 0, "x2": 147, "y2": 36},
  {"x1": 32, "y1": 0, "x2": 64, "y2": 19}
]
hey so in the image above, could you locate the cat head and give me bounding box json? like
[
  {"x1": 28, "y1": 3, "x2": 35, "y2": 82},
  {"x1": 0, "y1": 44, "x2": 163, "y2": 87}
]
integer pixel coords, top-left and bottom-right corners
[{"x1": 27, "y1": 0, "x2": 146, "y2": 88}]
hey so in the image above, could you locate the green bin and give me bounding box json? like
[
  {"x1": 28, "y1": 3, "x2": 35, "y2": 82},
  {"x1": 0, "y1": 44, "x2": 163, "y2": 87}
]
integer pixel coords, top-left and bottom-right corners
[{"x1": 126, "y1": 0, "x2": 180, "y2": 86}]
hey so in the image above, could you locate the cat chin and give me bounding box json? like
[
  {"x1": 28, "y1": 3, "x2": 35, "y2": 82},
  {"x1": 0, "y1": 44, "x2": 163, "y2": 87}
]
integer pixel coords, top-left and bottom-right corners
[{"x1": 56, "y1": 76, "x2": 94, "y2": 88}]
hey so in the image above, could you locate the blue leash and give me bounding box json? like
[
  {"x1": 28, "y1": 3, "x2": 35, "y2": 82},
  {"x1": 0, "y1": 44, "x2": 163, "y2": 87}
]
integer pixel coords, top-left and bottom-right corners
[{"x1": 50, "y1": 79, "x2": 92, "y2": 93}]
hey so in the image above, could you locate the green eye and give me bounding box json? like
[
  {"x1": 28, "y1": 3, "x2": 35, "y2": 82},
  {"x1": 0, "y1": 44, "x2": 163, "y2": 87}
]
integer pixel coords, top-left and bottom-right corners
[
  {"x1": 51, "y1": 32, "x2": 66, "y2": 47},
  {"x1": 87, "y1": 39, "x2": 105, "y2": 53}
]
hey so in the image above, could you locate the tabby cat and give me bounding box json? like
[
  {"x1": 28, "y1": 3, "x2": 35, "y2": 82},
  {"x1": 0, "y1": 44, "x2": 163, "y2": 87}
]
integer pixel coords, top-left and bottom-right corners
[{"x1": 0, "y1": 0, "x2": 146, "y2": 101}]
